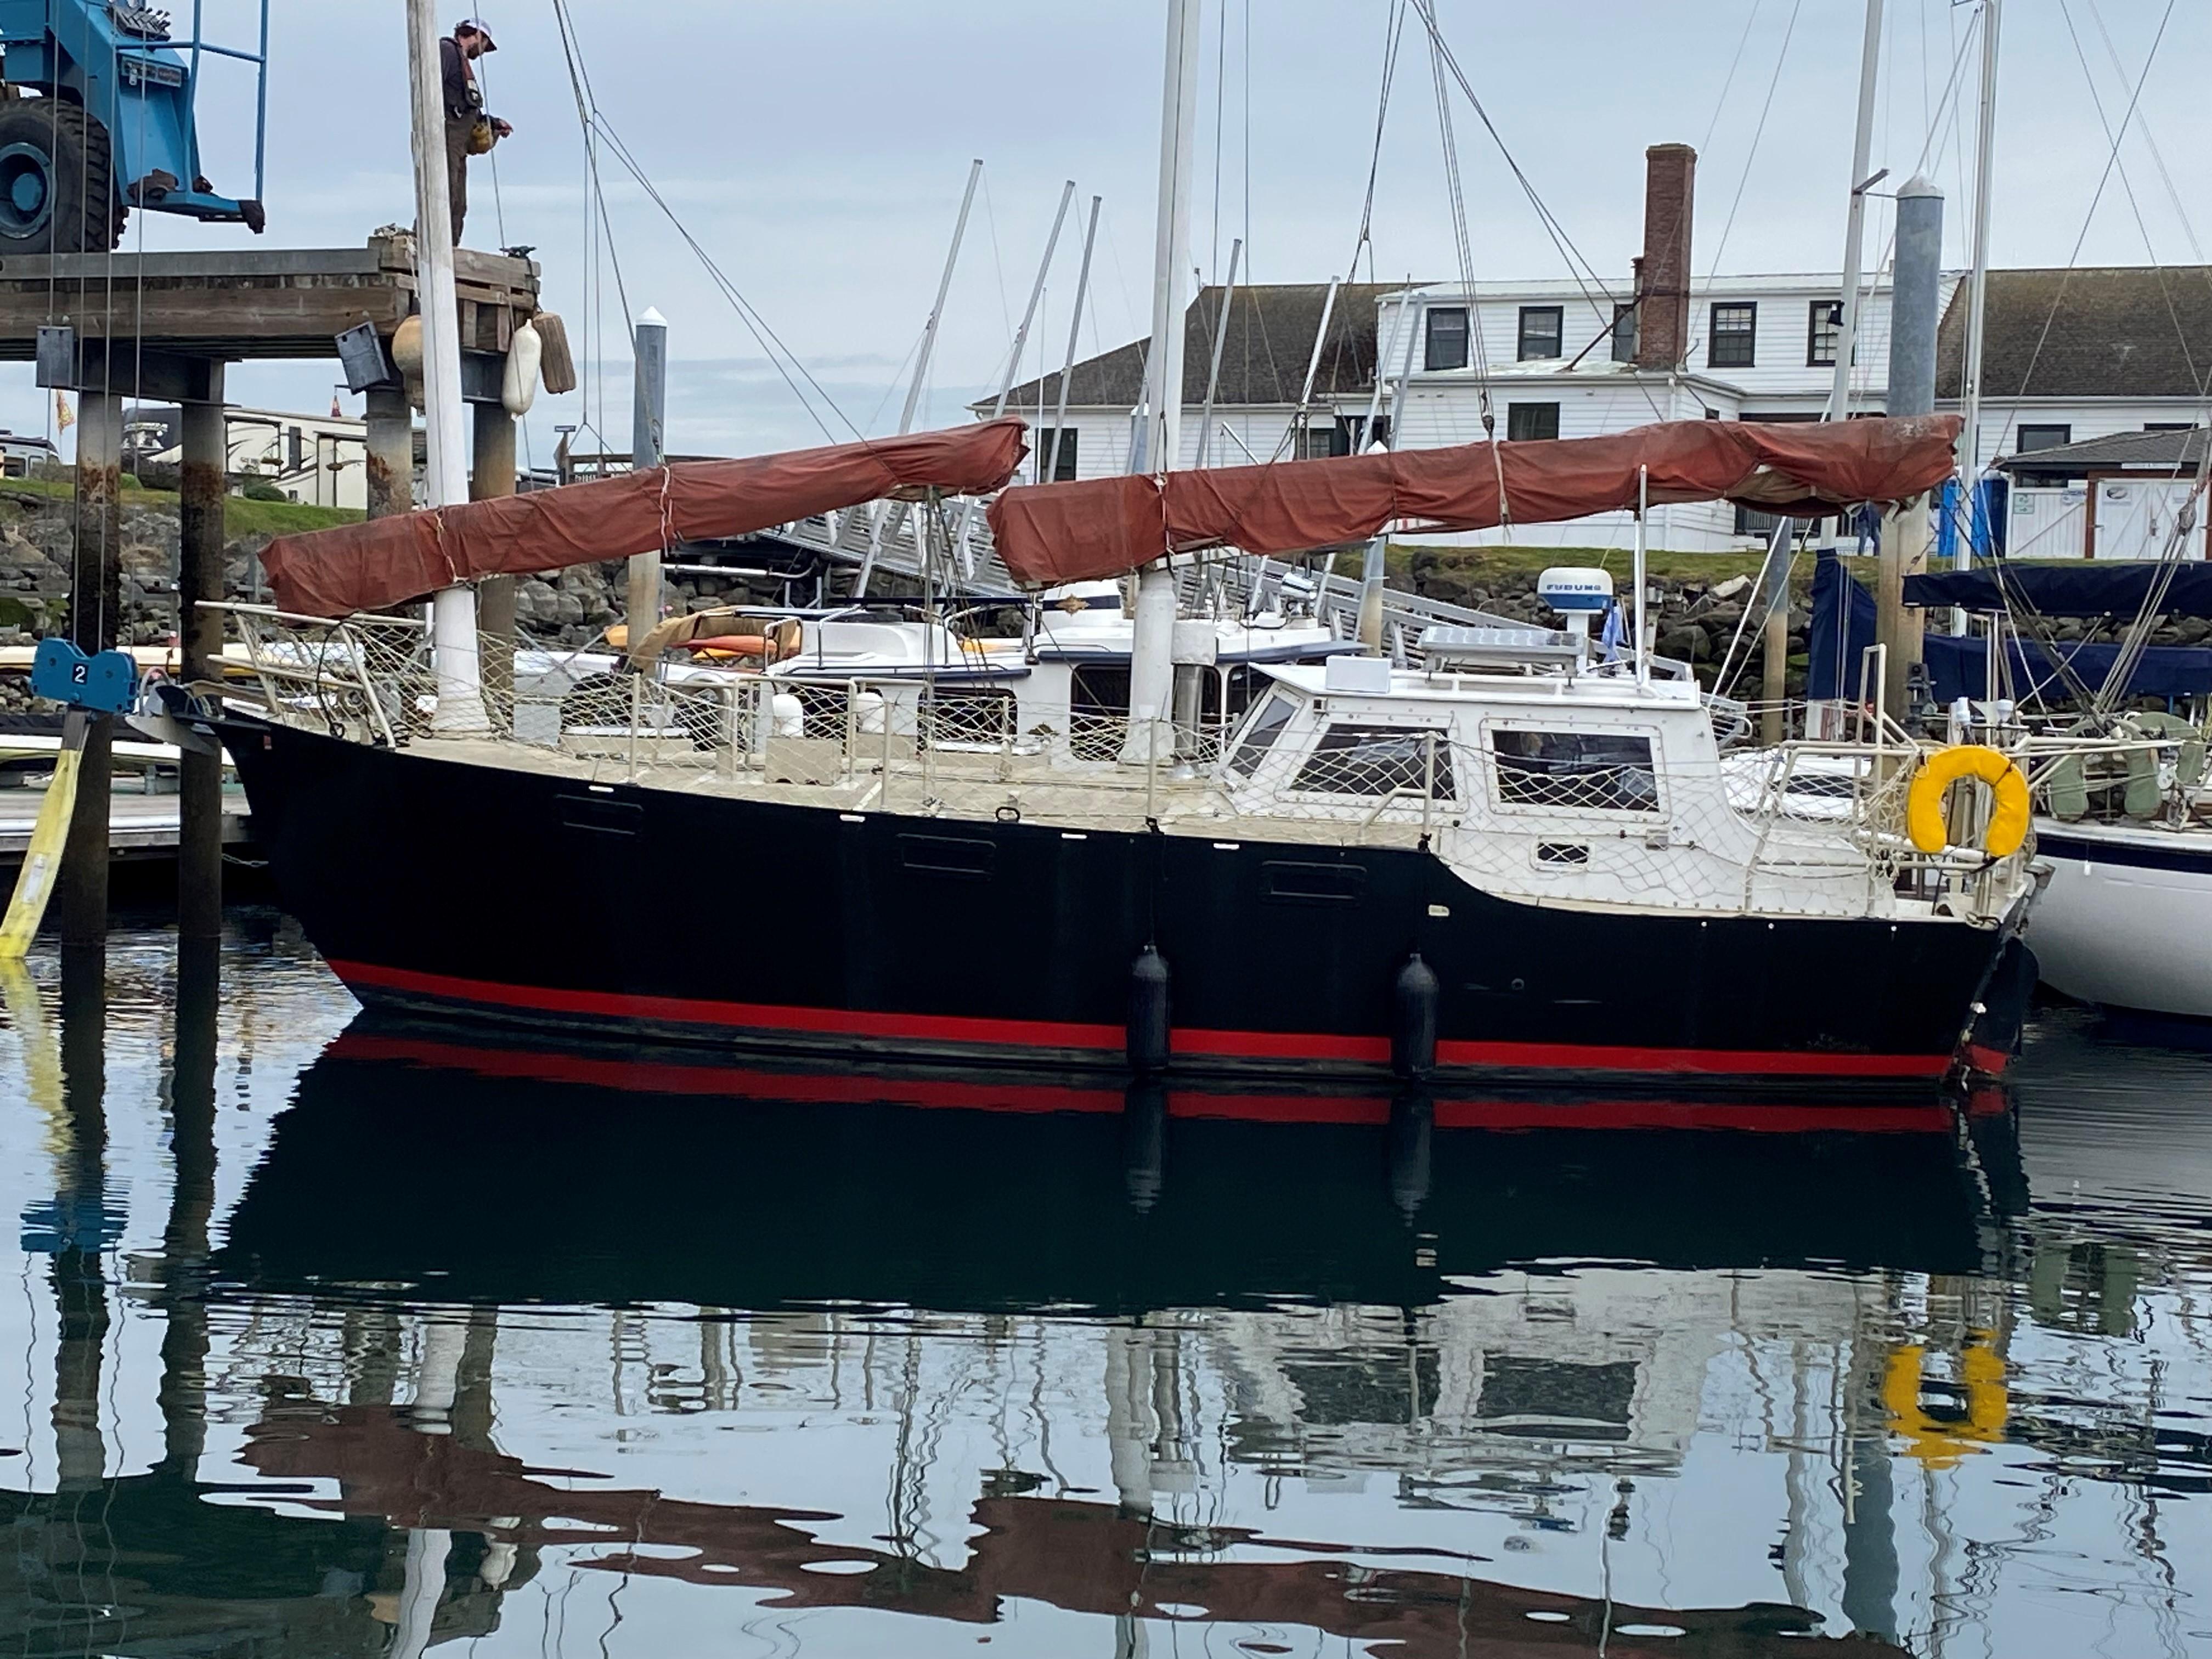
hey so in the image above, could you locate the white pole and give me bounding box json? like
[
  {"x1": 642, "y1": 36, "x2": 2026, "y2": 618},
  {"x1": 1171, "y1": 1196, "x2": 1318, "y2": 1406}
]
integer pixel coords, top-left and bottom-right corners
[
  {"x1": 1357, "y1": 292, "x2": 1423, "y2": 652},
  {"x1": 958, "y1": 180, "x2": 1076, "y2": 572},
  {"x1": 1634, "y1": 465, "x2": 1650, "y2": 687},
  {"x1": 1121, "y1": 0, "x2": 1202, "y2": 768},
  {"x1": 1141, "y1": 0, "x2": 1200, "y2": 477},
  {"x1": 1046, "y1": 195, "x2": 1103, "y2": 484},
  {"x1": 990, "y1": 182, "x2": 1076, "y2": 421},
  {"x1": 1957, "y1": 0, "x2": 2001, "y2": 584},
  {"x1": 1192, "y1": 236, "x2": 1243, "y2": 469},
  {"x1": 857, "y1": 159, "x2": 980, "y2": 598},
  {"x1": 1825, "y1": 0, "x2": 1886, "y2": 425},
  {"x1": 1289, "y1": 275, "x2": 1342, "y2": 444},
  {"x1": 408, "y1": 0, "x2": 486, "y2": 732},
  {"x1": 901, "y1": 159, "x2": 983, "y2": 439}
]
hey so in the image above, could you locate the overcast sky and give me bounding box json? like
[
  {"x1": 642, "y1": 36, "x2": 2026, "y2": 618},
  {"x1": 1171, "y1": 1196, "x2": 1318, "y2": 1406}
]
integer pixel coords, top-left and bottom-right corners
[{"x1": 5, "y1": 0, "x2": 2207, "y2": 468}]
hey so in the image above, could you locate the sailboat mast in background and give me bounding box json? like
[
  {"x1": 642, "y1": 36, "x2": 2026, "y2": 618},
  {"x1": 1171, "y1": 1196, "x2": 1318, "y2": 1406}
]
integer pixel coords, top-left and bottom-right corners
[{"x1": 1957, "y1": 0, "x2": 2002, "y2": 579}]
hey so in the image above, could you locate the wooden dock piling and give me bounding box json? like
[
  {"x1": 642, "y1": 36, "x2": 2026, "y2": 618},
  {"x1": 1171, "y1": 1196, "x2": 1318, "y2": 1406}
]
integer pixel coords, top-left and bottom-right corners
[
  {"x1": 177, "y1": 371, "x2": 228, "y2": 941},
  {"x1": 56, "y1": 391, "x2": 122, "y2": 946}
]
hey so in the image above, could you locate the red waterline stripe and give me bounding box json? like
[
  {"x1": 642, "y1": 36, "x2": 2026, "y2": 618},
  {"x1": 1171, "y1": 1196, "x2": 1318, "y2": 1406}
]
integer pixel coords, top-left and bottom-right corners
[
  {"x1": 329, "y1": 1033, "x2": 1130, "y2": 1116},
  {"x1": 1963, "y1": 1043, "x2": 2012, "y2": 1077},
  {"x1": 321, "y1": 1040, "x2": 1954, "y2": 1133},
  {"x1": 330, "y1": 960, "x2": 1951, "y2": 1079},
  {"x1": 1435, "y1": 1037, "x2": 1950, "y2": 1079},
  {"x1": 331, "y1": 960, "x2": 1126, "y2": 1053}
]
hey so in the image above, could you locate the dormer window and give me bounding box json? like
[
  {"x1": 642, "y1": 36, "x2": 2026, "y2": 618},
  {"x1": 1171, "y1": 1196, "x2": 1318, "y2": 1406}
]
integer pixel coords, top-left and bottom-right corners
[
  {"x1": 1425, "y1": 307, "x2": 1470, "y2": 371},
  {"x1": 1516, "y1": 306, "x2": 1564, "y2": 360}
]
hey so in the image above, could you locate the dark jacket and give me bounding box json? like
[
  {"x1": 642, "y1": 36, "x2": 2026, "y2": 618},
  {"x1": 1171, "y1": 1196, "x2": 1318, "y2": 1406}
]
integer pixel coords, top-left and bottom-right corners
[{"x1": 439, "y1": 36, "x2": 484, "y2": 122}]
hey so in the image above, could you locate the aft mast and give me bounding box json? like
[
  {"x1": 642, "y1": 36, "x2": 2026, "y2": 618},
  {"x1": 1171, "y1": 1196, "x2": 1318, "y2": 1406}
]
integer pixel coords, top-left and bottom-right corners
[{"x1": 1121, "y1": 0, "x2": 1203, "y2": 767}]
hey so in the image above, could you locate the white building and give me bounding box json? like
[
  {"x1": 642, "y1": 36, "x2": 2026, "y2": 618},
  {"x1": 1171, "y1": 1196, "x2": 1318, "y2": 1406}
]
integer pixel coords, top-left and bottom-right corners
[
  {"x1": 127, "y1": 404, "x2": 369, "y2": 511},
  {"x1": 990, "y1": 145, "x2": 2209, "y2": 555}
]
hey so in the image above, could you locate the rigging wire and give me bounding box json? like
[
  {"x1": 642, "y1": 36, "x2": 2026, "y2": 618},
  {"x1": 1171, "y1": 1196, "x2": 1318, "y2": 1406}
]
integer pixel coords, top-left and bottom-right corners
[
  {"x1": 1699, "y1": 0, "x2": 1765, "y2": 157},
  {"x1": 552, "y1": 0, "x2": 861, "y2": 445},
  {"x1": 2053, "y1": 0, "x2": 2197, "y2": 391},
  {"x1": 1984, "y1": 0, "x2": 2177, "y2": 463},
  {"x1": 1405, "y1": 0, "x2": 1666, "y2": 426},
  {"x1": 1697, "y1": 0, "x2": 1802, "y2": 305},
  {"x1": 2084, "y1": 0, "x2": 2211, "y2": 281},
  {"x1": 1404, "y1": 0, "x2": 1625, "y2": 308}
]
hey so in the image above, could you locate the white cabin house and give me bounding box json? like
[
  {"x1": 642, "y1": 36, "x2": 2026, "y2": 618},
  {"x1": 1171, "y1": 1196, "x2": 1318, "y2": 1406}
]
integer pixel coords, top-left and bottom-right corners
[{"x1": 989, "y1": 144, "x2": 2210, "y2": 555}]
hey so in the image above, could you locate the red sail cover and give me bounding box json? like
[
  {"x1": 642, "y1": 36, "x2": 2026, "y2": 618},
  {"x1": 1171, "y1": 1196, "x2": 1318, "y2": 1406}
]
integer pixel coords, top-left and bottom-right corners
[
  {"x1": 261, "y1": 419, "x2": 1030, "y2": 618},
  {"x1": 987, "y1": 414, "x2": 1965, "y2": 587}
]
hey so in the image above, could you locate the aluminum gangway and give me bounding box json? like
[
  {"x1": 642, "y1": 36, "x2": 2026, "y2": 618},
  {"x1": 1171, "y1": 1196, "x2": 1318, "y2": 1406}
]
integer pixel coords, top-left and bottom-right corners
[{"x1": 763, "y1": 507, "x2": 1527, "y2": 663}]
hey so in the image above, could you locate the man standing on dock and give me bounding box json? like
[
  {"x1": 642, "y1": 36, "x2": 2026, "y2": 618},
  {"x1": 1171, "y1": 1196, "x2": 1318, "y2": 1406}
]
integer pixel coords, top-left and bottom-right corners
[{"x1": 441, "y1": 19, "x2": 512, "y2": 246}]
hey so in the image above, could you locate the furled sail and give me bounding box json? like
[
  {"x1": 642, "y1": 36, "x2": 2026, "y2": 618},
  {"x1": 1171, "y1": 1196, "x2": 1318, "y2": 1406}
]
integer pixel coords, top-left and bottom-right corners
[
  {"x1": 260, "y1": 419, "x2": 1030, "y2": 618},
  {"x1": 987, "y1": 414, "x2": 1965, "y2": 588}
]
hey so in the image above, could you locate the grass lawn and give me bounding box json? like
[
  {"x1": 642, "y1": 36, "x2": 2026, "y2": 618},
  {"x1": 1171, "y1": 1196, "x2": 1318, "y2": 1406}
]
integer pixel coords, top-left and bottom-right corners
[{"x1": 0, "y1": 476, "x2": 363, "y2": 539}]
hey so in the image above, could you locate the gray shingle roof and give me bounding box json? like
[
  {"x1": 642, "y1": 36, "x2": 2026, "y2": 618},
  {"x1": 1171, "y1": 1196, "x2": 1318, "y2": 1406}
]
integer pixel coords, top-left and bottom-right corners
[
  {"x1": 1937, "y1": 267, "x2": 2212, "y2": 399},
  {"x1": 992, "y1": 283, "x2": 1415, "y2": 412},
  {"x1": 1997, "y1": 425, "x2": 2205, "y2": 475}
]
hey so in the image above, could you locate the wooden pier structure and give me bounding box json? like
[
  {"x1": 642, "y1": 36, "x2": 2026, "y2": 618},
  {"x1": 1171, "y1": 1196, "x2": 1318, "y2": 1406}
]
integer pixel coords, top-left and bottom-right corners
[{"x1": 0, "y1": 234, "x2": 541, "y2": 940}]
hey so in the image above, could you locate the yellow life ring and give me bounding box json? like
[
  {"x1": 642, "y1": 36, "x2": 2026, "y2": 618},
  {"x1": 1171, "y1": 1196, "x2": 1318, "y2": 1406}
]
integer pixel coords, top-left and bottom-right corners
[{"x1": 1906, "y1": 744, "x2": 2030, "y2": 857}]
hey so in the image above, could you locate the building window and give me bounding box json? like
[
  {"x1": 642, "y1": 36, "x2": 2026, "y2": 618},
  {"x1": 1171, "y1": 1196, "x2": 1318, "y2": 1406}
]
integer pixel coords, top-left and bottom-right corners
[
  {"x1": 1807, "y1": 301, "x2": 1842, "y2": 367},
  {"x1": 1708, "y1": 302, "x2": 1757, "y2": 369},
  {"x1": 1034, "y1": 427, "x2": 1079, "y2": 481},
  {"x1": 1425, "y1": 307, "x2": 1470, "y2": 371},
  {"x1": 2016, "y1": 424, "x2": 2072, "y2": 453},
  {"x1": 1516, "y1": 306, "x2": 1564, "y2": 361},
  {"x1": 1610, "y1": 302, "x2": 1637, "y2": 363},
  {"x1": 1293, "y1": 424, "x2": 1345, "y2": 461},
  {"x1": 2144, "y1": 422, "x2": 2196, "y2": 432},
  {"x1": 1506, "y1": 402, "x2": 1560, "y2": 443}
]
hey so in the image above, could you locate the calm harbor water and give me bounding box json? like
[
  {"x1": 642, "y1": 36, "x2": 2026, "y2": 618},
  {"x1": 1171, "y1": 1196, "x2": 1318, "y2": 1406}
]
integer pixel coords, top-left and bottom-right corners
[{"x1": 0, "y1": 915, "x2": 2208, "y2": 1657}]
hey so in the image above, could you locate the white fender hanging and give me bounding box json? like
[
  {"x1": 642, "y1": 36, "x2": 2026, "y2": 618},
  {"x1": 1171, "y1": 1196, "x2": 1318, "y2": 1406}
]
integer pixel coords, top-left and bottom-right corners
[{"x1": 503, "y1": 318, "x2": 543, "y2": 416}]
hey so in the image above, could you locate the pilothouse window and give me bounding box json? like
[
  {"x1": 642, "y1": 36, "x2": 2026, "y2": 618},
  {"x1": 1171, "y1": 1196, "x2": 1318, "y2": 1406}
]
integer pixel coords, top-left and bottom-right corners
[
  {"x1": 1491, "y1": 729, "x2": 1658, "y2": 814},
  {"x1": 1227, "y1": 692, "x2": 1296, "y2": 779},
  {"x1": 1293, "y1": 723, "x2": 1455, "y2": 799}
]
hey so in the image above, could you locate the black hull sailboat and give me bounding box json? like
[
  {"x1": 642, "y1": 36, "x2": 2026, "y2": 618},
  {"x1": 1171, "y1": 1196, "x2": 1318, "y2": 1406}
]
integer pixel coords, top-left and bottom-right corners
[{"x1": 221, "y1": 712, "x2": 2017, "y2": 1096}]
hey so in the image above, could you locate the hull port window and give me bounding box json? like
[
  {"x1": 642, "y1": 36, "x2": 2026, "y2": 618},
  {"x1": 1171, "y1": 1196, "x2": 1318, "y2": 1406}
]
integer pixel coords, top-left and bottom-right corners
[
  {"x1": 1492, "y1": 729, "x2": 1658, "y2": 814},
  {"x1": 1226, "y1": 692, "x2": 1297, "y2": 779},
  {"x1": 1293, "y1": 724, "x2": 1455, "y2": 799}
]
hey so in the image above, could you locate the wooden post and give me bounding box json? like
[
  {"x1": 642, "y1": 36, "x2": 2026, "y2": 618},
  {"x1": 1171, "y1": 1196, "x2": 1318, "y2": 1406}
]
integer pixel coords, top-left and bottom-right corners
[
  {"x1": 177, "y1": 365, "x2": 227, "y2": 940},
  {"x1": 55, "y1": 391, "x2": 123, "y2": 946},
  {"x1": 364, "y1": 383, "x2": 414, "y2": 521},
  {"x1": 625, "y1": 308, "x2": 667, "y2": 653},
  {"x1": 1762, "y1": 605, "x2": 1789, "y2": 746},
  {"x1": 472, "y1": 402, "x2": 518, "y2": 712}
]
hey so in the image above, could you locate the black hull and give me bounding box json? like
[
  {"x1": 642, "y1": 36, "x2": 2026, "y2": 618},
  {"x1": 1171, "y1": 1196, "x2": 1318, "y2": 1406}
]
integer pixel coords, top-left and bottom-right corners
[{"x1": 220, "y1": 716, "x2": 2015, "y2": 1096}]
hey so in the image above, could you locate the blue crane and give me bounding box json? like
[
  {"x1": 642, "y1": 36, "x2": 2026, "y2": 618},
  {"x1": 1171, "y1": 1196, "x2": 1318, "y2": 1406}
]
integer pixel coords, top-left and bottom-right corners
[{"x1": 0, "y1": 1, "x2": 268, "y2": 252}]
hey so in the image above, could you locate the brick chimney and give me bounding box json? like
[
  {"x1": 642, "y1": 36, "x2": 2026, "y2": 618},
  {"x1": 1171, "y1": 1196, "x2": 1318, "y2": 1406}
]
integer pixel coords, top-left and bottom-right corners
[{"x1": 1635, "y1": 143, "x2": 1696, "y2": 372}]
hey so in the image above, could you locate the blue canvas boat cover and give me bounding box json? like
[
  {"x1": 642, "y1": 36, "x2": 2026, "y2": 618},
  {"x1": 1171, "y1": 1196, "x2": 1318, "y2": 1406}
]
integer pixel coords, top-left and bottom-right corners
[
  {"x1": 1904, "y1": 560, "x2": 2212, "y2": 619},
  {"x1": 1811, "y1": 549, "x2": 2212, "y2": 702}
]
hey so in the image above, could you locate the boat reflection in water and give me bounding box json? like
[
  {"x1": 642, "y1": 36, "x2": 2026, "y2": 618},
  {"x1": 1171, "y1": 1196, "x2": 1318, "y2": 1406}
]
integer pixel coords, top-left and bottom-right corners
[
  {"x1": 7, "y1": 953, "x2": 2064, "y2": 1657},
  {"x1": 222, "y1": 1018, "x2": 2006, "y2": 1308}
]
